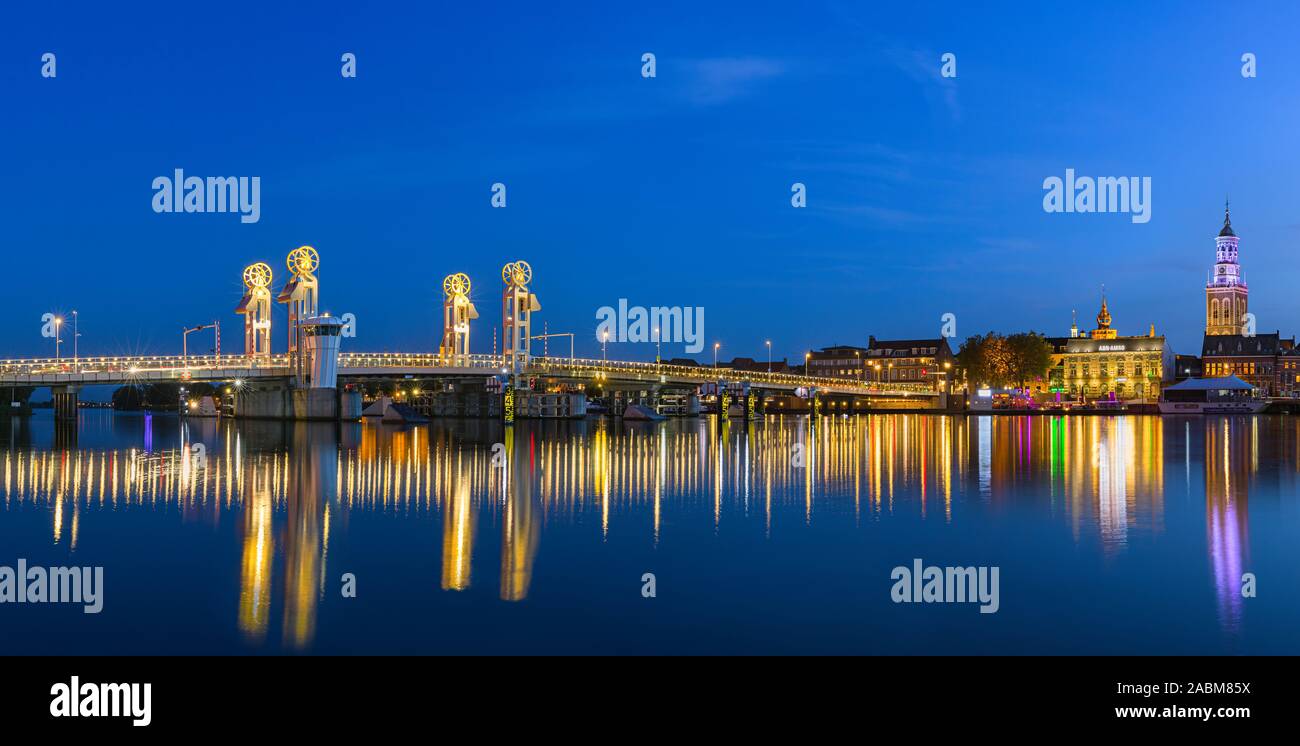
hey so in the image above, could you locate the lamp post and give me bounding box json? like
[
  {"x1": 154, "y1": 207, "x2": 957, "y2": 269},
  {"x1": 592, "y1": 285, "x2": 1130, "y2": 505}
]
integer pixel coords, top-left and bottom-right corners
[
  {"x1": 713, "y1": 342, "x2": 720, "y2": 370},
  {"x1": 54, "y1": 316, "x2": 63, "y2": 362},
  {"x1": 766, "y1": 340, "x2": 772, "y2": 373},
  {"x1": 654, "y1": 326, "x2": 661, "y2": 364},
  {"x1": 855, "y1": 350, "x2": 861, "y2": 383},
  {"x1": 804, "y1": 351, "x2": 811, "y2": 377},
  {"x1": 72, "y1": 310, "x2": 79, "y2": 366},
  {"x1": 602, "y1": 330, "x2": 608, "y2": 363}
]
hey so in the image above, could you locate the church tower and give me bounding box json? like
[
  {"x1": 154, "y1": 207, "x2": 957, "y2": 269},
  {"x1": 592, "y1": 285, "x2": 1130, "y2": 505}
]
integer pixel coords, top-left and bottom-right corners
[{"x1": 1205, "y1": 201, "x2": 1247, "y2": 335}]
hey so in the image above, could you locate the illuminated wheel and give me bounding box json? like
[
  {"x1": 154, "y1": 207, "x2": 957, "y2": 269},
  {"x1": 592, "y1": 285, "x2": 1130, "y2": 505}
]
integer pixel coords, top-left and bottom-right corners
[
  {"x1": 443, "y1": 272, "x2": 470, "y2": 297},
  {"x1": 287, "y1": 246, "x2": 319, "y2": 276},
  {"x1": 501, "y1": 262, "x2": 516, "y2": 284},
  {"x1": 513, "y1": 261, "x2": 532, "y2": 286},
  {"x1": 243, "y1": 262, "x2": 272, "y2": 289}
]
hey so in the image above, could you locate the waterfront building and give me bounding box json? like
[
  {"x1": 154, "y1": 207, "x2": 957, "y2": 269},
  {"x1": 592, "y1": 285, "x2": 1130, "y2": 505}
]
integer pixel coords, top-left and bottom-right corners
[
  {"x1": 1201, "y1": 332, "x2": 1297, "y2": 396},
  {"x1": 1205, "y1": 202, "x2": 1248, "y2": 336},
  {"x1": 806, "y1": 345, "x2": 869, "y2": 380},
  {"x1": 1195, "y1": 205, "x2": 1300, "y2": 397},
  {"x1": 1062, "y1": 296, "x2": 1173, "y2": 401},
  {"x1": 1281, "y1": 347, "x2": 1300, "y2": 397},
  {"x1": 863, "y1": 336, "x2": 955, "y2": 386}
]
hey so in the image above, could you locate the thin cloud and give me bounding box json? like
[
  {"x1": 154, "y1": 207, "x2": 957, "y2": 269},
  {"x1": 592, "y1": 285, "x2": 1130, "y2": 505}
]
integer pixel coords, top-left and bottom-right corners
[
  {"x1": 682, "y1": 57, "x2": 787, "y2": 105},
  {"x1": 884, "y1": 46, "x2": 960, "y2": 122}
]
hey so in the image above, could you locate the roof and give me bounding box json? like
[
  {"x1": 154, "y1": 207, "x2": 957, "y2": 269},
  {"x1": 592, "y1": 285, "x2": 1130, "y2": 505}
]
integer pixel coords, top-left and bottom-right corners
[
  {"x1": 1164, "y1": 375, "x2": 1254, "y2": 391},
  {"x1": 1202, "y1": 332, "x2": 1281, "y2": 357},
  {"x1": 277, "y1": 278, "x2": 301, "y2": 302},
  {"x1": 1219, "y1": 210, "x2": 1235, "y2": 237},
  {"x1": 866, "y1": 337, "x2": 953, "y2": 355},
  {"x1": 814, "y1": 345, "x2": 868, "y2": 354}
]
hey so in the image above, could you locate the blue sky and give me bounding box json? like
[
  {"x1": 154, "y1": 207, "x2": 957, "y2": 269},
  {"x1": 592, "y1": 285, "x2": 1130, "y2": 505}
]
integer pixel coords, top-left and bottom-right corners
[{"x1": 3, "y1": 0, "x2": 1298, "y2": 364}]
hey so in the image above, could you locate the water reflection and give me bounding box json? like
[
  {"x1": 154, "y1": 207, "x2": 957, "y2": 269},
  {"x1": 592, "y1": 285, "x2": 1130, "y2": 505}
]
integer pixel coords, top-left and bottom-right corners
[{"x1": 2, "y1": 412, "x2": 1296, "y2": 649}]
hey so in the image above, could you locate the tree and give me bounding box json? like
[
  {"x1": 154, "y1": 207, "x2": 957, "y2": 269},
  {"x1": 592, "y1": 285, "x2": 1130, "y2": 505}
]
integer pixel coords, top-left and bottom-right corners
[
  {"x1": 144, "y1": 382, "x2": 182, "y2": 410},
  {"x1": 957, "y1": 332, "x2": 1052, "y2": 390},
  {"x1": 112, "y1": 385, "x2": 145, "y2": 411},
  {"x1": 957, "y1": 332, "x2": 1013, "y2": 388},
  {"x1": 1005, "y1": 332, "x2": 1055, "y2": 390}
]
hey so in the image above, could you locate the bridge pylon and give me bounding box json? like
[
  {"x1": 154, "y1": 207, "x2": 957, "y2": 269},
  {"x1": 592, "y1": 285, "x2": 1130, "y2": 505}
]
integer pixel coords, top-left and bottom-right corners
[
  {"x1": 440, "y1": 272, "x2": 478, "y2": 367},
  {"x1": 277, "y1": 246, "x2": 320, "y2": 387},
  {"x1": 501, "y1": 260, "x2": 540, "y2": 384},
  {"x1": 236, "y1": 262, "x2": 274, "y2": 359}
]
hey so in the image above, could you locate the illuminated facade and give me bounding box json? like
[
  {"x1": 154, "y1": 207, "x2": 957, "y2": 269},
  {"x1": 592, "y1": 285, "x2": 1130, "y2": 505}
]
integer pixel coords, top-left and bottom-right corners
[
  {"x1": 1205, "y1": 203, "x2": 1247, "y2": 336},
  {"x1": 1201, "y1": 332, "x2": 1297, "y2": 396},
  {"x1": 1062, "y1": 297, "x2": 1173, "y2": 401},
  {"x1": 862, "y1": 337, "x2": 955, "y2": 386}
]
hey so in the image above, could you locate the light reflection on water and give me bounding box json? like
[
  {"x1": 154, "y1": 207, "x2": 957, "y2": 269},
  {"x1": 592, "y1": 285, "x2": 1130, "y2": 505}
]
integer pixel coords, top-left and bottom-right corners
[{"x1": 1, "y1": 411, "x2": 1297, "y2": 654}]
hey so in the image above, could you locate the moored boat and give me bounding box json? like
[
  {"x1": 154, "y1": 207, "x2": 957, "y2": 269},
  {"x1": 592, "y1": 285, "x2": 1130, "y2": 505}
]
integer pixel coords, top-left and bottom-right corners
[{"x1": 1158, "y1": 375, "x2": 1267, "y2": 414}]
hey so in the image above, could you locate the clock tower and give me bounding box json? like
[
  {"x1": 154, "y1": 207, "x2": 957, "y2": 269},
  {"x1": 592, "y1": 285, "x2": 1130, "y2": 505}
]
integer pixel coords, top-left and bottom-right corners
[{"x1": 1205, "y1": 201, "x2": 1247, "y2": 336}]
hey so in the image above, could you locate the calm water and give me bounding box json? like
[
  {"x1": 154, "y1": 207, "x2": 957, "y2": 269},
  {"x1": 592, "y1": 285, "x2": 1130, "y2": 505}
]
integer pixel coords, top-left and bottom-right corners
[{"x1": 1, "y1": 410, "x2": 1298, "y2": 655}]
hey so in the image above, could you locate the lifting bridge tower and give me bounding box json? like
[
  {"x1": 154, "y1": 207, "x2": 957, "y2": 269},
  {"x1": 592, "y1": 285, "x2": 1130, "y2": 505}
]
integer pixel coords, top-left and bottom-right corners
[
  {"x1": 235, "y1": 262, "x2": 274, "y2": 359},
  {"x1": 501, "y1": 260, "x2": 540, "y2": 383},
  {"x1": 440, "y1": 272, "x2": 478, "y2": 366},
  {"x1": 277, "y1": 246, "x2": 320, "y2": 387}
]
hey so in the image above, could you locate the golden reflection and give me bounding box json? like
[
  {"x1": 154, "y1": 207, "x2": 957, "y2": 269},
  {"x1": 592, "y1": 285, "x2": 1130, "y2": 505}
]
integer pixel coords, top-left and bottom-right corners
[
  {"x1": 500, "y1": 429, "x2": 540, "y2": 602},
  {"x1": 441, "y1": 477, "x2": 474, "y2": 591},
  {"x1": 6, "y1": 412, "x2": 1291, "y2": 645}
]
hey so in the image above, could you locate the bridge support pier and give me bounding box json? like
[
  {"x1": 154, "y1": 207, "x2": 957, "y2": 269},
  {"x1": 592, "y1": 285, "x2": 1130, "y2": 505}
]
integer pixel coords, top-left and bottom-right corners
[
  {"x1": 0, "y1": 386, "x2": 34, "y2": 418},
  {"x1": 52, "y1": 385, "x2": 79, "y2": 422}
]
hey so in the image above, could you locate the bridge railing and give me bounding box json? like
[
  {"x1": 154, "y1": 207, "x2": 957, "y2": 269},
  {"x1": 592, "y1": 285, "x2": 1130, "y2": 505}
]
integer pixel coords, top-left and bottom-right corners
[
  {"x1": 528, "y1": 356, "x2": 937, "y2": 393},
  {"x1": 0, "y1": 351, "x2": 939, "y2": 394},
  {"x1": 0, "y1": 353, "x2": 290, "y2": 377},
  {"x1": 337, "y1": 352, "x2": 504, "y2": 370}
]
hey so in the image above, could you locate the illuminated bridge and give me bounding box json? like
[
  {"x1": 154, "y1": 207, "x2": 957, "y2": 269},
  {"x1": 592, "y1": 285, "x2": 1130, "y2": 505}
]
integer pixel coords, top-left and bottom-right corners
[
  {"x1": 0, "y1": 247, "x2": 944, "y2": 420},
  {"x1": 0, "y1": 352, "x2": 936, "y2": 394}
]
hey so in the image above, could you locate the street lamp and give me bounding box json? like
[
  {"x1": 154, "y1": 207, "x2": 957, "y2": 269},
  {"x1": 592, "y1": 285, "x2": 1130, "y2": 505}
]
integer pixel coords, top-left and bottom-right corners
[
  {"x1": 713, "y1": 342, "x2": 720, "y2": 369},
  {"x1": 53, "y1": 316, "x2": 63, "y2": 362},
  {"x1": 855, "y1": 350, "x2": 861, "y2": 383},
  {"x1": 72, "y1": 310, "x2": 79, "y2": 366},
  {"x1": 766, "y1": 340, "x2": 772, "y2": 373},
  {"x1": 654, "y1": 326, "x2": 661, "y2": 364},
  {"x1": 602, "y1": 329, "x2": 609, "y2": 363}
]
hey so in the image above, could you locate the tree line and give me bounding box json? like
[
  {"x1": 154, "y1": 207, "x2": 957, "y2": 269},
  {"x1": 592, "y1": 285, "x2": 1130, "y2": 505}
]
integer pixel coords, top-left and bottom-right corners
[
  {"x1": 111, "y1": 382, "x2": 219, "y2": 411},
  {"x1": 955, "y1": 332, "x2": 1055, "y2": 390}
]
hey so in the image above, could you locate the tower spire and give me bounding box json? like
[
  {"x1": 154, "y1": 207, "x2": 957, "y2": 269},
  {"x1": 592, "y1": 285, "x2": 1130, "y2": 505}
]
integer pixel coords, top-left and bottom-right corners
[{"x1": 1219, "y1": 196, "x2": 1235, "y2": 237}]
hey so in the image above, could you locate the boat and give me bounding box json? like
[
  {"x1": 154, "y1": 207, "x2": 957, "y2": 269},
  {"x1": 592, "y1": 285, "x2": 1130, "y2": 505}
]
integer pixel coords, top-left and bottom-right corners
[{"x1": 1158, "y1": 375, "x2": 1268, "y2": 414}]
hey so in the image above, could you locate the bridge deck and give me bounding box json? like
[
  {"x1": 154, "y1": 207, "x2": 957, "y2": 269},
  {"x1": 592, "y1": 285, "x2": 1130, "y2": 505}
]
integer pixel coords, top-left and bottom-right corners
[{"x1": 0, "y1": 353, "x2": 938, "y2": 397}]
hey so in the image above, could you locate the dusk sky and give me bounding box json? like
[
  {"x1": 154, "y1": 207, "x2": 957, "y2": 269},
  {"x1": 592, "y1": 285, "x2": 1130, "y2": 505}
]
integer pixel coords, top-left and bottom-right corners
[{"x1": 3, "y1": 1, "x2": 1298, "y2": 363}]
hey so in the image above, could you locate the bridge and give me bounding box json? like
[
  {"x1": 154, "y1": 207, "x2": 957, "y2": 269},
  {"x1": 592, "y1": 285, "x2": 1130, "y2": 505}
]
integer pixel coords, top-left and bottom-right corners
[{"x1": 1, "y1": 248, "x2": 945, "y2": 421}]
